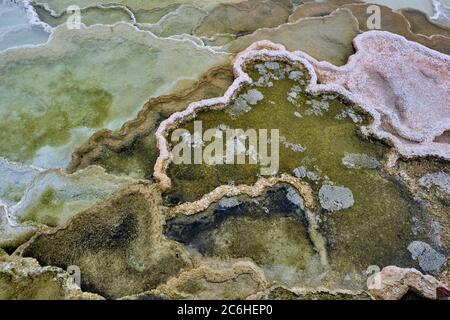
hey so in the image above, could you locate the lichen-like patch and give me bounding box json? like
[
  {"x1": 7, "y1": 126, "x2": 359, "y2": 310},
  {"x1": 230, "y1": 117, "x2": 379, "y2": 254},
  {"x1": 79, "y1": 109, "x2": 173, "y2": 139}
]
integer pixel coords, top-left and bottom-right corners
[{"x1": 20, "y1": 185, "x2": 192, "y2": 299}]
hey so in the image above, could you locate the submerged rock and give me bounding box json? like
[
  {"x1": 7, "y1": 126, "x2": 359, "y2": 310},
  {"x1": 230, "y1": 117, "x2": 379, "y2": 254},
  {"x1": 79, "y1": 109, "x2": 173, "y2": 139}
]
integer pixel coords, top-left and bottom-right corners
[
  {"x1": 305, "y1": 99, "x2": 330, "y2": 116},
  {"x1": 293, "y1": 166, "x2": 307, "y2": 179},
  {"x1": 407, "y1": 241, "x2": 447, "y2": 275},
  {"x1": 264, "y1": 62, "x2": 281, "y2": 70},
  {"x1": 342, "y1": 153, "x2": 380, "y2": 169},
  {"x1": 154, "y1": 260, "x2": 267, "y2": 300},
  {"x1": 292, "y1": 166, "x2": 319, "y2": 181},
  {"x1": 318, "y1": 185, "x2": 354, "y2": 213},
  {"x1": 241, "y1": 89, "x2": 264, "y2": 105}
]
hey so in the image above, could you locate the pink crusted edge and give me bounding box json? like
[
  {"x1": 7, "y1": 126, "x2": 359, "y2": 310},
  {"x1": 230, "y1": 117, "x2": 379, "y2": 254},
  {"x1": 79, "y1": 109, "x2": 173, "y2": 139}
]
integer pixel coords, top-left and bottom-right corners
[{"x1": 154, "y1": 31, "x2": 450, "y2": 191}]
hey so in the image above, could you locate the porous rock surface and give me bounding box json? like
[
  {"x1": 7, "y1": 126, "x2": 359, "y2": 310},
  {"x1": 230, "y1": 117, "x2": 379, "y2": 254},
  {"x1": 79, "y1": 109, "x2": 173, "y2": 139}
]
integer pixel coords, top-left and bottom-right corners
[{"x1": 368, "y1": 266, "x2": 449, "y2": 300}]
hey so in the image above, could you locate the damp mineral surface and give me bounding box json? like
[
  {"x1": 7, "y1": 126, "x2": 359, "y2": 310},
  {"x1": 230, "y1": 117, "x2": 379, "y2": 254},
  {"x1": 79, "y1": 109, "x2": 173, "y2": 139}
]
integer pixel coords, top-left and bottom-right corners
[
  {"x1": 0, "y1": 0, "x2": 449, "y2": 300},
  {"x1": 165, "y1": 60, "x2": 447, "y2": 289}
]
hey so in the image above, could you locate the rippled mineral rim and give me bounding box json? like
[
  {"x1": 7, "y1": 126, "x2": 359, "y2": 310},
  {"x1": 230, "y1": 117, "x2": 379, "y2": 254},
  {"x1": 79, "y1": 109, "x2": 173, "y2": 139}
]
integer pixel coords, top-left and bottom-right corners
[
  {"x1": 154, "y1": 30, "x2": 450, "y2": 191},
  {"x1": 15, "y1": 0, "x2": 53, "y2": 32},
  {"x1": 33, "y1": 0, "x2": 137, "y2": 23}
]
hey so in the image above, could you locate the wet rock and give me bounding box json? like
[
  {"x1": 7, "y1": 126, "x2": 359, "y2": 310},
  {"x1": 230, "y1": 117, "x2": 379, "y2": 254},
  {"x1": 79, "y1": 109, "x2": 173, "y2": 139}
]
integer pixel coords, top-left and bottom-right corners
[
  {"x1": 305, "y1": 99, "x2": 330, "y2": 116},
  {"x1": 194, "y1": 0, "x2": 291, "y2": 38},
  {"x1": 242, "y1": 89, "x2": 264, "y2": 105},
  {"x1": 218, "y1": 197, "x2": 241, "y2": 209},
  {"x1": 292, "y1": 166, "x2": 320, "y2": 181},
  {"x1": 227, "y1": 9, "x2": 360, "y2": 66},
  {"x1": 226, "y1": 96, "x2": 251, "y2": 117},
  {"x1": 418, "y1": 172, "x2": 450, "y2": 194},
  {"x1": 67, "y1": 66, "x2": 234, "y2": 177},
  {"x1": 12, "y1": 166, "x2": 140, "y2": 227},
  {"x1": 0, "y1": 1, "x2": 50, "y2": 51},
  {"x1": 165, "y1": 185, "x2": 325, "y2": 286},
  {"x1": 318, "y1": 185, "x2": 354, "y2": 213},
  {"x1": 286, "y1": 187, "x2": 305, "y2": 210},
  {"x1": 342, "y1": 153, "x2": 380, "y2": 169},
  {"x1": 311, "y1": 31, "x2": 450, "y2": 159},
  {"x1": 407, "y1": 241, "x2": 447, "y2": 275},
  {"x1": 293, "y1": 166, "x2": 307, "y2": 179},
  {"x1": 264, "y1": 62, "x2": 280, "y2": 70},
  {"x1": 289, "y1": 70, "x2": 304, "y2": 81}
]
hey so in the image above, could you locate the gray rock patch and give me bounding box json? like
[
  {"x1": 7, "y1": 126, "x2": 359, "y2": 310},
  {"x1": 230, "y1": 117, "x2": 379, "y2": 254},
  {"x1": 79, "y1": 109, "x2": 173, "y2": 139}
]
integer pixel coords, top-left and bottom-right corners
[
  {"x1": 264, "y1": 61, "x2": 280, "y2": 70},
  {"x1": 319, "y1": 185, "x2": 354, "y2": 213},
  {"x1": 342, "y1": 153, "x2": 380, "y2": 169},
  {"x1": 288, "y1": 70, "x2": 304, "y2": 80},
  {"x1": 407, "y1": 241, "x2": 447, "y2": 275},
  {"x1": 218, "y1": 197, "x2": 241, "y2": 209},
  {"x1": 418, "y1": 172, "x2": 450, "y2": 194},
  {"x1": 286, "y1": 187, "x2": 305, "y2": 210},
  {"x1": 293, "y1": 166, "x2": 319, "y2": 181},
  {"x1": 242, "y1": 89, "x2": 264, "y2": 105},
  {"x1": 293, "y1": 166, "x2": 307, "y2": 178}
]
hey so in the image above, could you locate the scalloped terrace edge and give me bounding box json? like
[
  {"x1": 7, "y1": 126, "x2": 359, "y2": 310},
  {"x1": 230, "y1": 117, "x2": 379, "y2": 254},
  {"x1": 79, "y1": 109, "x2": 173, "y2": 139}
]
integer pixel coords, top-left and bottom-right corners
[{"x1": 154, "y1": 30, "x2": 450, "y2": 191}]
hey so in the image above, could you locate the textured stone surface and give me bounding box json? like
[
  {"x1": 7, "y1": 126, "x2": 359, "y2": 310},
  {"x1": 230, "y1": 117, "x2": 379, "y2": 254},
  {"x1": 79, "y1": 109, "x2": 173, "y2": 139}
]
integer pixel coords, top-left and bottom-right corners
[
  {"x1": 342, "y1": 153, "x2": 380, "y2": 169},
  {"x1": 368, "y1": 266, "x2": 448, "y2": 300},
  {"x1": 408, "y1": 241, "x2": 447, "y2": 274},
  {"x1": 419, "y1": 172, "x2": 450, "y2": 194},
  {"x1": 318, "y1": 185, "x2": 354, "y2": 213},
  {"x1": 0, "y1": 254, "x2": 103, "y2": 300}
]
